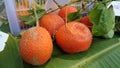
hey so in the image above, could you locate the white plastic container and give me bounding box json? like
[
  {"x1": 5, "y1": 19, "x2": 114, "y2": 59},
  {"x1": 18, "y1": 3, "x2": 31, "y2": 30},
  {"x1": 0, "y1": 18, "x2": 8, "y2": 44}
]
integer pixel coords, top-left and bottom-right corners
[{"x1": 4, "y1": 0, "x2": 21, "y2": 35}]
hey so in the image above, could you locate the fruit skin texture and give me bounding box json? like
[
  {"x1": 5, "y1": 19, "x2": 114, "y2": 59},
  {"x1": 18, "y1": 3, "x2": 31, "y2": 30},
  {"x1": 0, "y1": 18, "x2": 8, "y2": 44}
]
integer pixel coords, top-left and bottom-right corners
[
  {"x1": 58, "y1": 6, "x2": 78, "y2": 20},
  {"x1": 19, "y1": 27, "x2": 53, "y2": 65},
  {"x1": 80, "y1": 16, "x2": 93, "y2": 29},
  {"x1": 40, "y1": 13, "x2": 65, "y2": 36},
  {"x1": 55, "y1": 22, "x2": 92, "y2": 54}
]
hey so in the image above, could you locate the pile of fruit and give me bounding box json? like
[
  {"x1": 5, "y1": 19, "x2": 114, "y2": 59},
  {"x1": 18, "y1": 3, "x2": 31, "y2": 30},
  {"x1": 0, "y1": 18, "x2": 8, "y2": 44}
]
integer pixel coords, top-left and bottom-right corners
[
  {"x1": 11, "y1": 0, "x2": 120, "y2": 66},
  {"x1": 19, "y1": 4, "x2": 93, "y2": 65}
]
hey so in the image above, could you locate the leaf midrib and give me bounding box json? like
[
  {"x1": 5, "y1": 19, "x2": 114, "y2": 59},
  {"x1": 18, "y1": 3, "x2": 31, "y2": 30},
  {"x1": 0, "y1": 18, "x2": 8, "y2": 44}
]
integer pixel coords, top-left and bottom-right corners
[{"x1": 71, "y1": 39, "x2": 120, "y2": 68}]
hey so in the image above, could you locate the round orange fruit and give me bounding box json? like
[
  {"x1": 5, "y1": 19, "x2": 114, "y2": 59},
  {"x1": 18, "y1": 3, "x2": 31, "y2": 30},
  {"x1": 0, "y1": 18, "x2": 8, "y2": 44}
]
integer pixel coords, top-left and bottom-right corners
[
  {"x1": 58, "y1": 6, "x2": 78, "y2": 20},
  {"x1": 40, "y1": 13, "x2": 65, "y2": 37},
  {"x1": 19, "y1": 26, "x2": 53, "y2": 65},
  {"x1": 55, "y1": 22, "x2": 92, "y2": 54}
]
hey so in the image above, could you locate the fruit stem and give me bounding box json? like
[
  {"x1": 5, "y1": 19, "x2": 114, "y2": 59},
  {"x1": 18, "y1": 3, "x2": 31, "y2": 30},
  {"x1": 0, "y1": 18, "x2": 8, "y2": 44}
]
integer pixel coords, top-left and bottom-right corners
[
  {"x1": 53, "y1": 0, "x2": 62, "y2": 8},
  {"x1": 47, "y1": 6, "x2": 65, "y2": 14},
  {"x1": 86, "y1": 0, "x2": 96, "y2": 9},
  {"x1": 65, "y1": 5, "x2": 68, "y2": 27},
  {"x1": 34, "y1": 7, "x2": 39, "y2": 27},
  {"x1": 68, "y1": 0, "x2": 80, "y2": 5}
]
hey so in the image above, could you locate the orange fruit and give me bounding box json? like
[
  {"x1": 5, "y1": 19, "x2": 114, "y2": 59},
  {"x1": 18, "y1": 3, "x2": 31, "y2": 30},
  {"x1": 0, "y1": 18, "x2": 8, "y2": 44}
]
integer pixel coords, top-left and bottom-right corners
[
  {"x1": 40, "y1": 13, "x2": 65, "y2": 37},
  {"x1": 58, "y1": 6, "x2": 78, "y2": 20},
  {"x1": 80, "y1": 16, "x2": 93, "y2": 29},
  {"x1": 55, "y1": 22, "x2": 92, "y2": 54},
  {"x1": 19, "y1": 27, "x2": 53, "y2": 65}
]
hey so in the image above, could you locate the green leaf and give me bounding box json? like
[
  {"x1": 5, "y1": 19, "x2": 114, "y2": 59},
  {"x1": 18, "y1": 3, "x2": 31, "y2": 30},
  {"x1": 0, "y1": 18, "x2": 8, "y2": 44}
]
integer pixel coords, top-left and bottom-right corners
[
  {"x1": 89, "y1": 2, "x2": 115, "y2": 37},
  {"x1": 36, "y1": 5, "x2": 45, "y2": 12},
  {"x1": 0, "y1": 21, "x2": 3, "y2": 27},
  {"x1": 19, "y1": 16, "x2": 34, "y2": 22},
  {"x1": 0, "y1": 22, "x2": 10, "y2": 33},
  {"x1": 23, "y1": 61, "x2": 33, "y2": 68},
  {"x1": 52, "y1": 41, "x2": 64, "y2": 57},
  {"x1": 18, "y1": 6, "x2": 46, "y2": 25},
  {"x1": 29, "y1": 34, "x2": 120, "y2": 68},
  {"x1": 103, "y1": 29, "x2": 114, "y2": 38},
  {"x1": 19, "y1": 15, "x2": 36, "y2": 25},
  {"x1": 24, "y1": 17, "x2": 36, "y2": 25},
  {"x1": 0, "y1": 34, "x2": 24, "y2": 68},
  {"x1": 67, "y1": 12, "x2": 82, "y2": 22},
  {"x1": 19, "y1": 10, "x2": 45, "y2": 25},
  {"x1": 28, "y1": 5, "x2": 45, "y2": 14}
]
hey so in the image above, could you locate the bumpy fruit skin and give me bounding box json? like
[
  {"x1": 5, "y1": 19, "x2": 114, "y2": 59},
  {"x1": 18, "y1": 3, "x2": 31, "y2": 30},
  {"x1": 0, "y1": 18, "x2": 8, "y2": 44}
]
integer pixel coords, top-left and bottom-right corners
[
  {"x1": 80, "y1": 16, "x2": 93, "y2": 29},
  {"x1": 19, "y1": 27, "x2": 53, "y2": 65},
  {"x1": 55, "y1": 22, "x2": 92, "y2": 54},
  {"x1": 58, "y1": 6, "x2": 78, "y2": 20},
  {"x1": 40, "y1": 13, "x2": 65, "y2": 36}
]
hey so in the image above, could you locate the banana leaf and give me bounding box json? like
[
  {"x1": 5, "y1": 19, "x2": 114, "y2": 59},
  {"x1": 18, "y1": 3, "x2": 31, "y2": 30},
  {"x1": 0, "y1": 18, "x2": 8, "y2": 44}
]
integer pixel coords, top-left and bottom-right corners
[
  {"x1": 0, "y1": 22, "x2": 10, "y2": 33},
  {"x1": 0, "y1": 34, "x2": 24, "y2": 68},
  {"x1": 1, "y1": 24, "x2": 120, "y2": 68},
  {"x1": 33, "y1": 34, "x2": 120, "y2": 68}
]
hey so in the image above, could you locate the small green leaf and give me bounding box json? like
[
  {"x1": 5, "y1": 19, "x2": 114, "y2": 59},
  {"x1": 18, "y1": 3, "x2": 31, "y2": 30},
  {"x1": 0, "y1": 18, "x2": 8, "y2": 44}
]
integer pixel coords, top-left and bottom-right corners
[
  {"x1": 36, "y1": 5, "x2": 45, "y2": 12},
  {"x1": 24, "y1": 18, "x2": 36, "y2": 25},
  {"x1": 28, "y1": 5, "x2": 45, "y2": 14},
  {"x1": 18, "y1": 6, "x2": 46, "y2": 25},
  {"x1": 19, "y1": 16, "x2": 34, "y2": 22},
  {"x1": 19, "y1": 10, "x2": 46, "y2": 25},
  {"x1": 67, "y1": 12, "x2": 82, "y2": 22}
]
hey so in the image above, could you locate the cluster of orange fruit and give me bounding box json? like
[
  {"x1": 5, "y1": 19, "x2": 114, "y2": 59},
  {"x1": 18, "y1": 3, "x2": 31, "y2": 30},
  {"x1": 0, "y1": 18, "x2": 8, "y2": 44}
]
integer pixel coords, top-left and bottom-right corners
[{"x1": 19, "y1": 6, "x2": 93, "y2": 65}]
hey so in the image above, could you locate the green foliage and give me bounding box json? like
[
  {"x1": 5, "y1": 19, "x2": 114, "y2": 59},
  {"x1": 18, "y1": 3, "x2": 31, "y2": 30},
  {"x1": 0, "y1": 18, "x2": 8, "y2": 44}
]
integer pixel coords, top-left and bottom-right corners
[
  {"x1": 103, "y1": 29, "x2": 114, "y2": 38},
  {"x1": 0, "y1": 34, "x2": 24, "y2": 68},
  {"x1": 0, "y1": 21, "x2": 2, "y2": 26},
  {"x1": 67, "y1": 12, "x2": 82, "y2": 22},
  {"x1": 89, "y1": 2, "x2": 115, "y2": 38},
  {"x1": 0, "y1": 21, "x2": 10, "y2": 33},
  {"x1": 19, "y1": 5, "x2": 46, "y2": 25}
]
